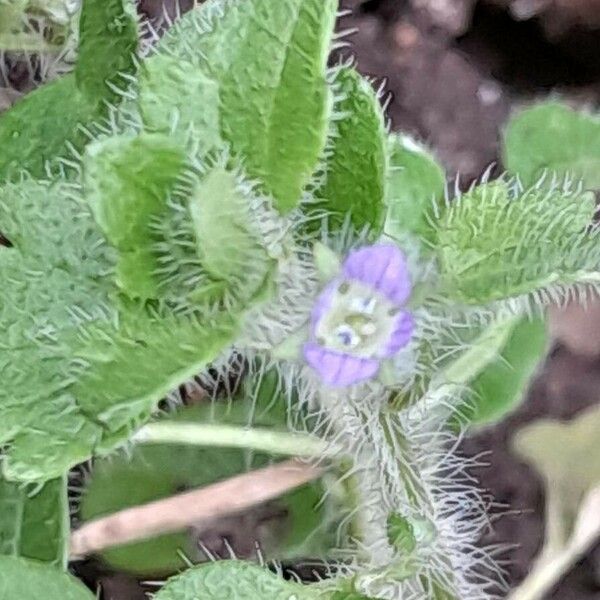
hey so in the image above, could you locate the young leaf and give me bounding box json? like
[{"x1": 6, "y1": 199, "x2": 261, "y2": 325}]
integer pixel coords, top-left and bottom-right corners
[
  {"x1": 314, "y1": 67, "x2": 387, "y2": 232},
  {"x1": 154, "y1": 560, "x2": 316, "y2": 600},
  {"x1": 141, "y1": 0, "x2": 337, "y2": 212},
  {"x1": 83, "y1": 133, "x2": 187, "y2": 299},
  {"x1": 504, "y1": 101, "x2": 600, "y2": 189},
  {"x1": 435, "y1": 181, "x2": 600, "y2": 305},
  {"x1": 0, "y1": 476, "x2": 69, "y2": 568},
  {"x1": 80, "y1": 401, "x2": 332, "y2": 574},
  {"x1": 188, "y1": 165, "x2": 273, "y2": 289},
  {"x1": 0, "y1": 555, "x2": 94, "y2": 599},
  {"x1": 454, "y1": 317, "x2": 547, "y2": 427},
  {"x1": 384, "y1": 134, "x2": 445, "y2": 242}
]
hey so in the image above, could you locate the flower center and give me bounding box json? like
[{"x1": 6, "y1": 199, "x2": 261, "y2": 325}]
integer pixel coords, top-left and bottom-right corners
[{"x1": 315, "y1": 281, "x2": 398, "y2": 358}]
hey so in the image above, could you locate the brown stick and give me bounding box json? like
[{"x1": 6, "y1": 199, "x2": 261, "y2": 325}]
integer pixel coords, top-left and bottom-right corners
[{"x1": 70, "y1": 458, "x2": 322, "y2": 559}]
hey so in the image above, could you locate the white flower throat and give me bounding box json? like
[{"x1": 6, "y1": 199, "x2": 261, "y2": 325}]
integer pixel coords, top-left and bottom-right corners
[{"x1": 316, "y1": 280, "x2": 400, "y2": 358}]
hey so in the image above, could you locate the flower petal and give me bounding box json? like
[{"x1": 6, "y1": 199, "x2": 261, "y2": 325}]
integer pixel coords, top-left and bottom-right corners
[
  {"x1": 343, "y1": 243, "x2": 411, "y2": 305},
  {"x1": 303, "y1": 343, "x2": 379, "y2": 387},
  {"x1": 380, "y1": 311, "x2": 415, "y2": 358}
]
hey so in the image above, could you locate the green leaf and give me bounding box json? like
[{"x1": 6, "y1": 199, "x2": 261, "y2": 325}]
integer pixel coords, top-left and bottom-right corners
[
  {"x1": 314, "y1": 67, "x2": 387, "y2": 232},
  {"x1": 0, "y1": 555, "x2": 94, "y2": 599},
  {"x1": 83, "y1": 133, "x2": 187, "y2": 299},
  {"x1": 435, "y1": 180, "x2": 599, "y2": 305},
  {"x1": 0, "y1": 178, "x2": 110, "y2": 481},
  {"x1": 154, "y1": 560, "x2": 316, "y2": 600},
  {"x1": 386, "y1": 512, "x2": 417, "y2": 554},
  {"x1": 504, "y1": 101, "x2": 600, "y2": 190},
  {"x1": 80, "y1": 402, "x2": 332, "y2": 574},
  {"x1": 0, "y1": 75, "x2": 92, "y2": 180},
  {"x1": 0, "y1": 0, "x2": 138, "y2": 180},
  {"x1": 138, "y1": 52, "x2": 222, "y2": 156},
  {"x1": 71, "y1": 310, "x2": 239, "y2": 434},
  {"x1": 512, "y1": 404, "x2": 600, "y2": 553},
  {"x1": 0, "y1": 477, "x2": 68, "y2": 568},
  {"x1": 384, "y1": 133, "x2": 445, "y2": 242},
  {"x1": 330, "y1": 593, "x2": 377, "y2": 600},
  {"x1": 0, "y1": 176, "x2": 239, "y2": 482},
  {"x1": 141, "y1": 0, "x2": 337, "y2": 212},
  {"x1": 76, "y1": 0, "x2": 138, "y2": 101},
  {"x1": 459, "y1": 317, "x2": 547, "y2": 426},
  {"x1": 188, "y1": 165, "x2": 273, "y2": 288}
]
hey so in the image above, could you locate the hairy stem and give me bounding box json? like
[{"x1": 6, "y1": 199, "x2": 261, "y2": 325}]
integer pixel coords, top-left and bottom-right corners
[{"x1": 134, "y1": 422, "x2": 336, "y2": 457}]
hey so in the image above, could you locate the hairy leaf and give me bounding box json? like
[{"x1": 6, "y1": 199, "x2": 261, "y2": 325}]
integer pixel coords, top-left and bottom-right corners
[
  {"x1": 188, "y1": 165, "x2": 272, "y2": 287},
  {"x1": 504, "y1": 101, "x2": 600, "y2": 189},
  {"x1": 0, "y1": 477, "x2": 68, "y2": 567},
  {"x1": 0, "y1": 556, "x2": 94, "y2": 599},
  {"x1": 0, "y1": 75, "x2": 91, "y2": 180},
  {"x1": 435, "y1": 181, "x2": 599, "y2": 305},
  {"x1": 76, "y1": 0, "x2": 138, "y2": 101},
  {"x1": 154, "y1": 560, "x2": 316, "y2": 600},
  {"x1": 0, "y1": 0, "x2": 138, "y2": 180},
  {"x1": 80, "y1": 399, "x2": 332, "y2": 574},
  {"x1": 0, "y1": 174, "x2": 239, "y2": 482},
  {"x1": 384, "y1": 133, "x2": 445, "y2": 242},
  {"x1": 331, "y1": 593, "x2": 377, "y2": 600},
  {"x1": 141, "y1": 0, "x2": 336, "y2": 212},
  {"x1": 314, "y1": 67, "x2": 387, "y2": 232},
  {"x1": 84, "y1": 133, "x2": 187, "y2": 299}
]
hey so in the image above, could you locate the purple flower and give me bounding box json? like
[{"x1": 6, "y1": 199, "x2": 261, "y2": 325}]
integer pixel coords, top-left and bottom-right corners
[{"x1": 303, "y1": 244, "x2": 415, "y2": 387}]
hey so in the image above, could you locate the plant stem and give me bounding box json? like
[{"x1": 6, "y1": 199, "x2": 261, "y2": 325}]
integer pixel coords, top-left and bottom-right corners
[
  {"x1": 70, "y1": 458, "x2": 323, "y2": 559},
  {"x1": 380, "y1": 411, "x2": 458, "y2": 597},
  {"x1": 133, "y1": 421, "x2": 336, "y2": 458}
]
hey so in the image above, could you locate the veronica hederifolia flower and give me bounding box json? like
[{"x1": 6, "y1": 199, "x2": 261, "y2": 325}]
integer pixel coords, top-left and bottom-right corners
[{"x1": 304, "y1": 243, "x2": 415, "y2": 387}]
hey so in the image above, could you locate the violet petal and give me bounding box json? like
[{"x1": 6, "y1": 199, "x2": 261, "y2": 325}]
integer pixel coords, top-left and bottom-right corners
[
  {"x1": 303, "y1": 343, "x2": 380, "y2": 387},
  {"x1": 380, "y1": 311, "x2": 415, "y2": 358},
  {"x1": 343, "y1": 243, "x2": 411, "y2": 305}
]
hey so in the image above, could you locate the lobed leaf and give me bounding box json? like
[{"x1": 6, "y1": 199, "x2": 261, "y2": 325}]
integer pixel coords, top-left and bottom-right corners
[{"x1": 513, "y1": 404, "x2": 600, "y2": 552}]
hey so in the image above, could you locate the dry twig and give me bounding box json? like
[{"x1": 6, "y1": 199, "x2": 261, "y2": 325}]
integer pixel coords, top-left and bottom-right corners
[{"x1": 70, "y1": 458, "x2": 323, "y2": 559}]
